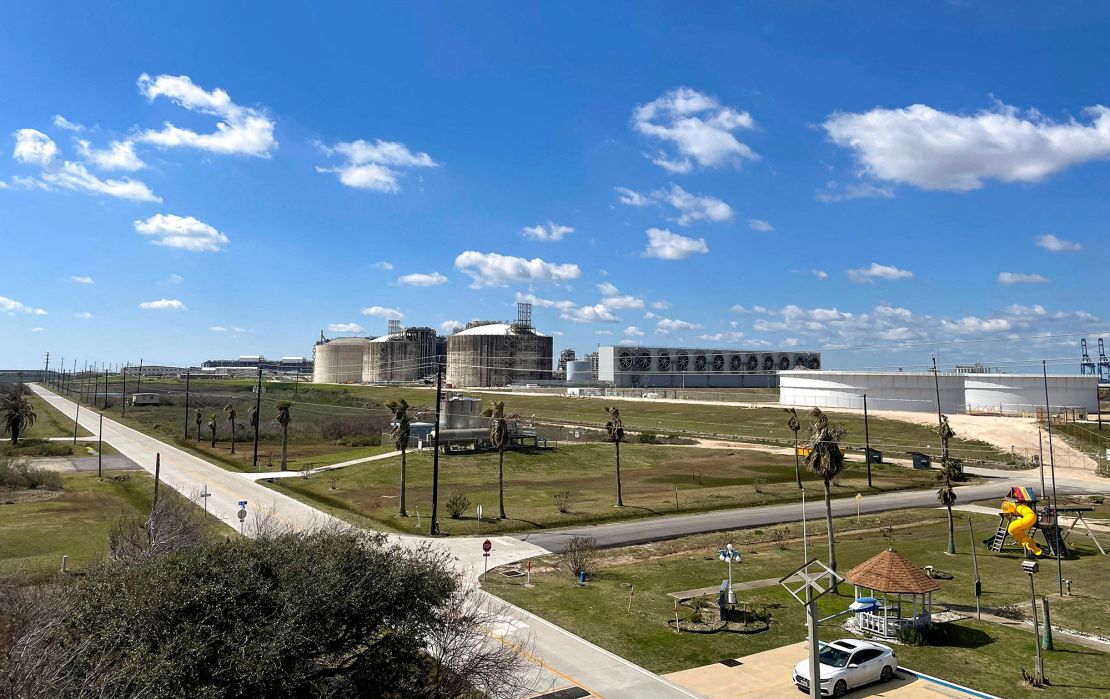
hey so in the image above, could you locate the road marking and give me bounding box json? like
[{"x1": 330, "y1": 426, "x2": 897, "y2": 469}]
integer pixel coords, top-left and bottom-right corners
[{"x1": 484, "y1": 627, "x2": 604, "y2": 699}]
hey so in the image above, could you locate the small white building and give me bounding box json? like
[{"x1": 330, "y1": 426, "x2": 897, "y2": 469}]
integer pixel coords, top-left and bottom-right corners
[
  {"x1": 130, "y1": 392, "x2": 160, "y2": 406},
  {"x1": 779, "y1": 370, "x2": 1098, "y2": 415}
]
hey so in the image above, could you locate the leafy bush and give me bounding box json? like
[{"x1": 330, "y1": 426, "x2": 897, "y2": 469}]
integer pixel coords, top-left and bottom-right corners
[
  {"x1": 996, "y1": 603, "x2": 1026, "y2": 621},
  {"x1": 554, "y1": 490, "x2": 575, "y2": 514},
  {"x1": 637, "y1": 431, "x2": 657, "y2": 444},
  {"x1": 446, "y1": 493, "x2": 470, "y2": 519},
  {"x1": 0, "y1": 440, "x2": 74, "y2": 457},
  {"x1": 896, "y1": 624, "x2": 926, "y2": 646},
  {"x1": 334, "y1": 435, "x2": 382, "y2": 447},
  {"x1": 559, "y1": 535, "x2": 600, "y2": 578},
  {"x1": 0, "y1": 458, "x2": 63, "y2": 491}
]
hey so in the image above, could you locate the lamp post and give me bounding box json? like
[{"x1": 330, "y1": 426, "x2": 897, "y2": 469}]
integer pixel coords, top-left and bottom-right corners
[
  {"x1": 1023, "y1": 559, "x2": 1045, "y2": 684},
  {"x1": 863, "y1": 393, "x2": 872, "y2": 488},
  {"x1": 718, "y1": 543, "x2": 741, "y2": 604}
]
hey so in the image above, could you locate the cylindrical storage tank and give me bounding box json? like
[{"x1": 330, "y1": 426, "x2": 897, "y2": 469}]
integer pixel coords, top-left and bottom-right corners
[
  {"x1": 964, "y1": 374, "x2": 1098, "y2": 415},
  {"x1": 363, "y1": 327, "x2": 437, "y2": 383},
  {"x1": 778, "y1": 370, "x2": 964, "y2": 413},
  {"x1": 446, "y1": 323, "x2": 554, "y2": 387},
  {"x1": 566, "y1": 360, "x2": 592, "y2": 382},
  {"x1": 312, "y1": 337, "x2": 370, "y2": 384}
]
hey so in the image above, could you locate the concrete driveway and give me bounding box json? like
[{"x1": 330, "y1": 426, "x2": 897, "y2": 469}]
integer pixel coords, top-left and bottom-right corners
[{"x1": 665, "y1": 642, "x2": 999, "y2": 699}]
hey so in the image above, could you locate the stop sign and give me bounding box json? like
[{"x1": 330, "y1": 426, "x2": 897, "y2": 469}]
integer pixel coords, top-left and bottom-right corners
[{"x1": 482, "y1": 539, "x2": 492, "y2": 553}]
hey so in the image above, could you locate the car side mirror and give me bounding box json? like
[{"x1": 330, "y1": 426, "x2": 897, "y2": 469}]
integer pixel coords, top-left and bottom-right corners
[{"x1": 848, "y1": 663, "x2": 859, "y2": 668}]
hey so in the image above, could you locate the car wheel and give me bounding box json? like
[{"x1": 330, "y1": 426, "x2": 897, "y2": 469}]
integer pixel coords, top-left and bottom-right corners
[
  {"x1": 833, "y1": 679, "x2": 848, "y2": 697},
  {"x1": 881, "y1": 665, "x2": 893, "y2": 682}
]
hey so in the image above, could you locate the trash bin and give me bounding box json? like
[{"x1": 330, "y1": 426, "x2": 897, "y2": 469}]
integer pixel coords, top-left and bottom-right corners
[
  {"x1": 909, "y1": 452, "x2": 932, "y2": 470},
  {"x1": 865, "y1": 447, "x2": 883, "y2": 464}
]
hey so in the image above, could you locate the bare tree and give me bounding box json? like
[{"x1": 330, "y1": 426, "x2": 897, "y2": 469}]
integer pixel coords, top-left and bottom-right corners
[
  {"x1": 276, "y1": 401, "x2": 292, "y2": 472},
  {"x1": 388, "y1": 399, "x2": 410, "y2": 517},
  {"x1": 194, "y1": 408, "x2": 202, "y2": 443},
  {"x1": 224, "y1": 404, "x2": 237, "y2": 454}
]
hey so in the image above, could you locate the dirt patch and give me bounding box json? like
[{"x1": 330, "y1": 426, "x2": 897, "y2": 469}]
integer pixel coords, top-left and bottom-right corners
[{"x1": 0, "y1": 489, "x2": 65, "y2": 505}]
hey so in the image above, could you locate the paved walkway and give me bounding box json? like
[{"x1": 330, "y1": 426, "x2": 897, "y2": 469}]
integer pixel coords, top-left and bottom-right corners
[
  {"x1": 30, "y1": 384, "x2": 693, "y2": 699},
  {"x1": 237, "y1": 450, "x2": 401, "y2": 480},
  {"x1": 668, "y1": 578, "x2": 781, "y2": 601}
]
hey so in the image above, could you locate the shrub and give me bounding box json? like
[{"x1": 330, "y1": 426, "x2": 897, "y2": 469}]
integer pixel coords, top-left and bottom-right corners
[
  {"x1": 334, "y1": 435, "x2": 382, "y2": 447},
  {"x1": 996, "y1": 603, "x2": 1026, "y2": 621},
  {"x1": 896, "y1": 624, "x2": 926, "y2": 646},
  {"x1": 0, "y1": 458, "x2": 63, "y2": 490},
  {"x1": 446, "y1": 493, "x2": 470, "y2": 519},
  {"x1": 554, "y1": 490, "x2": 575, "y2": 514},
  {"x1": 559, "y1": 536, "x2": 600, "y2": 578},
  {"x1": 637, "y1": 431, "x2": 657, "y2": 444},
  {"x1": 753, "y1": 477, "x2": 767, "y2": 494}
]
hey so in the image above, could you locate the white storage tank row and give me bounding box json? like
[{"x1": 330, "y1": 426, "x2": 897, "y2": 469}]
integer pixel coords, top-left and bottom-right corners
[{"x1": 779, "y1": 370, "x2": 1099, "y2": 415}]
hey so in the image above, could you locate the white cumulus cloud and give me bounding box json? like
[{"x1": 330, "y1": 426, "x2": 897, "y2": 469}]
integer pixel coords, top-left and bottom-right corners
[
  {"x1": 328, "y1": 322, "x2": 365, "y2": 333},
  {"x1": 398, "y1": 272, "x2": 448, "y2": 286},
  {"x1": 454, "y1": 251, "x2": 581, "y2": 288},
  {"x1": 70, "y1": 276, "x2": 94, "y2": 284},
  {"x1": 0, "y1": 295, "x2": 47, "y2": 315},
  {"x1": 614, "y1": 184, "x2": 733, "y2": 226},
  {"x1": 998, "y1": 272, "x2": 1049, "y2": 285},
  {"x1": 139, "y1": 299, "x2": 186, "y2": 310},
  {"x1": 317, "y1": 138, "x2": 438, "y2": 193},
  {"x1": 1035, "y1": 234, "x2": 1081, "y2": 253},
  {"x1": 136, "y1": 73, "x2": 276, "y2": 156},
  {"x1": 134, "y1": 214, "x2": 229, "y2": 252},
  {"x1": 52, "y1": 115, "x2": 84, "y2": 132},
  {"x1": 643, "y1": 227, "x2": 708, "y2": 260},
  {"x1": 633, "y1": 87, "x2": 757, "y2": 173},
  {"x1": 624, "y1": 326, "x2": 645, "y2": 338},
  {"x1": 824, "y1": 101, "x2": 1110, "y2": 191},
  {"x1": 361, "y1": 305, "x2": 404, "y2": 320},
  {"x1": 748, "y1": 219, "x2": 774, "y2": 233},
  {"x1": 655, "y1": 317, "x2": 702, "y2": 335},
  {"x1": 74, "y1": 312, "x2": 93, "y2": 319},
  {"x1": 441, "y1": 319, "x2": 463, "y2": 333},
  {"x1": 847, "y1": 262, "x2": 914, "y2": 284},
  {"x1": 11, "y1": 129, "x2": 159, "y2": 202},
  {"x1": 614, "y1": 186, "x2": 651, "y2": 206},
  {"x1": 815, "y1": 180, "x2": 895, "y2": 203},
  {"x1": 77, "y1": 139, "x2": 145, "y2": 171},
  {"x1": 522, "y1": 222, "x2": 574, "y2": 242}
]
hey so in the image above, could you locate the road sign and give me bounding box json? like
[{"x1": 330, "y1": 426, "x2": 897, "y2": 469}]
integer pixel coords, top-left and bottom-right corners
[
  {"x1": 855, "y1": 493, "x2": 863, "y2": 520},
  {"x1": 483, "y1": 539, "x2": 492, "y2": 554},
  {"x1": 237, "y1": 509, "x2": 247, "y2": 521},
  {"x1": 238, "y1": 500, "x2": 247, "y2": 508}
]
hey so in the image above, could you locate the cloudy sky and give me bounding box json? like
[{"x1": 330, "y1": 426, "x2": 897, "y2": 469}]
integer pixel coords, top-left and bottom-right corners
[{"x1": 2, "y1": 3, "x2": 1107, "y2": 371}]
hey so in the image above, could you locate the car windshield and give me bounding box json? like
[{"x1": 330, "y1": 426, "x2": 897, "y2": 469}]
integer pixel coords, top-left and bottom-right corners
[{"x1": 819, "y1": 645, "x2": 852, "y2": 668}]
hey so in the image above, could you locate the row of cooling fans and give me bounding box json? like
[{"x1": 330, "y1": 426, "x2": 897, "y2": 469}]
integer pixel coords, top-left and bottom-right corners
[{"x1": 616, "y1": 349, "x2": 820, "y2": 373}]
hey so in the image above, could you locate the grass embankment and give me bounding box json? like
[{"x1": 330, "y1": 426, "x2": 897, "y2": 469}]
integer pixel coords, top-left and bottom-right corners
[
  {"x1": 0, "y1": 393, "x2": 100, "y2": 457},
  {"x1": 0, "y1": 471, "x2": 153, "y2": 574},
  {"x1": 270, "y1": 442, "x2": 943, "y2": 535},
  {"x1": 485, "y1": 506, "x2": 1109, "y2": 698}
]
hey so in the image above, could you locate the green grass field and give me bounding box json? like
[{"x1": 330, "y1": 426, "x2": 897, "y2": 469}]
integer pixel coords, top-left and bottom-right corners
[
  {"x1": 485, "y1": 506, "x2": 1109, "y2": 698},
  {"x1": 2, "y1": 393, "x2": 92, "y2": 440},
  {"x1": 269, "y1": 442, "x2": 944, "y2": 535},
  {"x1": 0, "y1": 471, "x2": 153, "y2": 575}
]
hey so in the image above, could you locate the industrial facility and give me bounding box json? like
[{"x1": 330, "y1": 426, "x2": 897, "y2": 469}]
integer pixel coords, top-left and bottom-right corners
[
  {"x1": 597, "y1": 345, "x2": 820, "y2": 388},
  {"x1": 312, "y1": 336, "x2": 372, "y2": 384},
  {"x1": 445, "y1": 304, "x2": 554, "y2": 387},
  {"x1": 779, "y1": 370, "x2": 1100, "y2": 415},
  {"x1": 364, "y1": 326, "x2": 438, "y2": 382}
]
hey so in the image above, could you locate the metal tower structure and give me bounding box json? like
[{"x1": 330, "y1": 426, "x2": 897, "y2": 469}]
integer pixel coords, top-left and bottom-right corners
[
  {"x1": 1081, "y1": 339, "x2": 1097, "y2": 376},
  {"x1": 512, "y1": 301, "x2": 533, "y2": 330},
  {"x1": 387, "y1": 319, "x2": 402, "y2": 335},
  {"x1": 1098, "y1": 338, "x2": 1110, "y2": 384}
]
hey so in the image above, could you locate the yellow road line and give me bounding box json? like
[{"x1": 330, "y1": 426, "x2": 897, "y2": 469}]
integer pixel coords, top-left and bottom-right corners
[{"x1": 485, "y1": 629, "x2": 604, "y2": 699}]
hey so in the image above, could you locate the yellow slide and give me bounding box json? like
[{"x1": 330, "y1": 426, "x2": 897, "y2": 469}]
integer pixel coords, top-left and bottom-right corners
[{"x1": 1002, "y1": 501, "x2": 1042, "y2": 556}]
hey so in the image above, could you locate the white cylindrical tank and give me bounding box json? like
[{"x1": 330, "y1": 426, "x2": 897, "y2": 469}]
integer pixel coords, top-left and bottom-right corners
[
  {"x1": 779, "y1": 370, "x2": 965, "y2": 413},
  {"x1": 566, "y1": 360, "x2": 592, "y2": 382},
  {"x1": 446, "y1": 322, "x2": 554, "y2": 387},
  {"x1": 964, "y1": 374, "x2": 1098, "y2": 415},
  {"x1": 312, "y1": 337, "x2": 370, "y2": 384}
]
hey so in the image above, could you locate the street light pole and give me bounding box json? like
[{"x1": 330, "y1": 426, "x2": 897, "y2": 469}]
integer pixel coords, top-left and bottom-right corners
[
  {"x1": 429, "y1": 361, "x2": 444, "y2": 536},
  {"x1": 863, "y1": 393, "x2": 872, "y2": 488},
  {"x1": 718, "y1": 543, "x2": 741, "y2": 604},
  {"x1": 1042, "y1": 361, "x2": 1063, "y2": 596},
  {"x1": 251, "y1": 366, "x2": 262, "y2": 469},
  {"x1": 1026, "y1": 563, "x2": 1045, "y2": 684},
  {"x1": 183, "y1": 371, "x2": 191, "y2": 441}
]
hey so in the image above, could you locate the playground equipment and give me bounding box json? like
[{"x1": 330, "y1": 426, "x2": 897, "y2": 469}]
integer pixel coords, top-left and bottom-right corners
[{"x1": 986, "y1": 487, "x2": 1106, "y2": 557}]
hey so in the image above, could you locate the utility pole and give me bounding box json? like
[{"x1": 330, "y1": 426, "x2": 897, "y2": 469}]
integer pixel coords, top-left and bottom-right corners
[
  {"x1": 121, "y1": 362, "x2": 129, "y2": 416},
  {"x1": 183, "y1": 370, "x2": 191, "y2": 441},
  {"x1": 251, "y1": 366, "x2": 262, "y2": 469},
  {"x1": 135, "y1": 358, "x2": 144, "y2": 395},
  {"x1": 58, "y1": 357, "x2": 64, "y2": 390},
  {"x1": 102, "y1": 367, "x2": 109, "y2": 410},
  {"x1": 1042, "y1": 361, "x2": 1063, "y2": 596},
  {"x1": 97, "y1": 412, "x2": 103, "y2": 478},
  {"x1": 72, "y1": 397, "x2": 81, "y2": 445},
  {"x1": 43, "y1": 352, "x2": 50, "y2": 384},
  {"x1": 430, "y1": 361, "x2": 444, "y2": 536},
  {"x1": 932, "y1": 355, "x2": 944, "y2": 433},
  {"x1": 81, "y1": 361, "x2": 88, "y2": 402},
  {"x1": 152, "y1": 453, "x2": 161, "y2": 511},
  {"x1": 863, "y1": 393, "x2": 873, "y2": 488}
]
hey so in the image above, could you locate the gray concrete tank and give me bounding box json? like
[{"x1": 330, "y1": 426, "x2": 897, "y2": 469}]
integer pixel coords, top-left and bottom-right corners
[
  {"x1": 312, "y1": 337, "x2": 370, "y2": 384},
  {"x1": 566, "y1": 360, "x2": 593, "y2": 382},
  {"x1": 446, "y1": 322, "x2": 554, "y2": 387},
  {"x1": 363, "y1": 326, "x2": 437, "y2": 383}
]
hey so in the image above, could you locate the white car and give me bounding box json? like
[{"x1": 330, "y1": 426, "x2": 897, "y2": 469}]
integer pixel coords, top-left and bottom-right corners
[{"x1": 793, "y1": 639, "x2": 897, "y2": 696}]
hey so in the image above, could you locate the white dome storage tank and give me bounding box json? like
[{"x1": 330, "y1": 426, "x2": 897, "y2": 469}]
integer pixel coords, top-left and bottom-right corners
[
  {"x1": 446, "y1": 321, "x2": 554, "y2": 387},
  {"x1": 312, "y1": 337, "x2": 370, "y2": 384},
  {"x1": 779, "y1": 370, "x2": 965, "y2": 413},
  {"x1": 964, "y1": 374, "x2": 1098, "y2": 415},
  {"x1": 566, "y1": 360, "x2": 593, "y2": 382}
]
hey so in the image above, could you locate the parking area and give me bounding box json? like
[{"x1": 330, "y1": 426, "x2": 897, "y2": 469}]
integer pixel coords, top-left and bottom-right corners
[{"x1": 665, "y1": 642, "x2": 996, "y2": 699}]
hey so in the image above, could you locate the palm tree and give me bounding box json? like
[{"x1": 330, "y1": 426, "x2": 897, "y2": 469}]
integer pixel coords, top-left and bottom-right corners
[
  {"x1": 208, "y1": 414, "x2": 217, "y2": 447},
  {"x1": 276, "y1": 401, "x2": 292, "y2": 472},
  {"x1": 248, "y1": 405, "x2": 259, "y2": 455},
  {"x1": 489, "y1": 400, "x2": 509, "y2": 519},
  {"x1": 0, "y1": 389, "x2": 36, "y2": 445},
  {"x1": 605, "y1": 406, "x2": 625, "y2": 507},
  {"x1": 224, "y1": 404, "x2": 236, "y2": 454},
  {"x1": 804, "y1": 408, "x2": 847, "y2": 576},
  {"x1": 388, "y1": 399, "x2": 410, "y2": 517},
  {"x1": 935, "y1": 415, "x2": 964, "y2": 482},
  {"x1": 784, "y1": 407, "x2": 802, "y2": 488},
  {"x1": 938, "y1": 478, "x2": 958, "y2": 554},
  {"x1": 194, "y1": 408, "x2": 202, "y2": 442}
]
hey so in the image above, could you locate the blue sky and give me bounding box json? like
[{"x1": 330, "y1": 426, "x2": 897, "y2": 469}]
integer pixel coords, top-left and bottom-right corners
[{"x1": 2, "y1": 2, "x2": 1107, "y2": 372}]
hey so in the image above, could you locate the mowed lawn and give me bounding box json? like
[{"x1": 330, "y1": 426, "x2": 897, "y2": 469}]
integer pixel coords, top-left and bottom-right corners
[
  {"x1": 485, "y1": 508, "x2": 1110, "y2": 699},
  {"x1": 270, "y1": 442, "x2": 941, "y2": 535},
  {"x1": 7, "y1": 393, "x2": 92, "y2": 439},
  {"x1": 0, "y1": 471, "x2": 153, "y2": 575}
]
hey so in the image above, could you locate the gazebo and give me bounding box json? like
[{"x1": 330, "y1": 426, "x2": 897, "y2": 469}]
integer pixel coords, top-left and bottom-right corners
[{"x1": 845, "y1": 547, "x2": 940, "y2": 638}]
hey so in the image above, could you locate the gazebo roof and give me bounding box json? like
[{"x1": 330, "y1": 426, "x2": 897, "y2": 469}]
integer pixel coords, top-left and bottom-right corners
[{"x1": 844, "y1": 548, "x2": 940, "y2": 594}]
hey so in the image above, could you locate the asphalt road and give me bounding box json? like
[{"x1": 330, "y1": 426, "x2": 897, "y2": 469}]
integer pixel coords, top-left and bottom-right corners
[{"x1": 513, "y1": 471, "x2": 1103, "y2": 552}]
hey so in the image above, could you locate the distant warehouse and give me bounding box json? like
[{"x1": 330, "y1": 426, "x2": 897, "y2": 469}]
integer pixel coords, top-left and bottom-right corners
[{"x1": 597, "y1": 345, "x2": 820, "y2": 388}]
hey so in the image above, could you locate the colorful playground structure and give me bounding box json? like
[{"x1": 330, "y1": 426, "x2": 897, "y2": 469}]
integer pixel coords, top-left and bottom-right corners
[{"x1": 986, "y1": 486, "x2": 1106, "y2": 558}]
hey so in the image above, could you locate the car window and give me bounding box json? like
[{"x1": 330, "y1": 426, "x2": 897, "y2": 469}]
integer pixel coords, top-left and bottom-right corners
[
  {"x1": 852, "y1": 649, "x2": 880, "y2": 664},
  {"x1": 819, "y1": 646, "x2": 852, "y2": 668}
]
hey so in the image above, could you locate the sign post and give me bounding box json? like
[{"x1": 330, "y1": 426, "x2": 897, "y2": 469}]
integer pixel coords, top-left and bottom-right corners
[
  {"x1": 199, "y1": 483, "x2": 211, "y2": 518},
  {"x1": 855, "y1": 493, "x2": 863, "y2": 522},
  {"x1": 482, "y1": 539, "x2": 492, "y2": 584},
  {"x1": 476, "y1": 504, "x2": 483, "y2": 535},
  {"x1": 237, "y1": 500, "x2": 248, "y2": 536}
]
